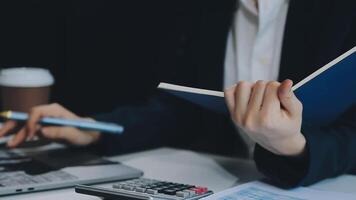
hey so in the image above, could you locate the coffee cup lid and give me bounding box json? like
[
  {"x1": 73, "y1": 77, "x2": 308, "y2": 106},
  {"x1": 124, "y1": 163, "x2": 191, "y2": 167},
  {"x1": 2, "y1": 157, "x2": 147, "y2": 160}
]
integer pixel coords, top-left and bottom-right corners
[{"x1": 0, "y1": 67, "x2": 55, "y2": 87}]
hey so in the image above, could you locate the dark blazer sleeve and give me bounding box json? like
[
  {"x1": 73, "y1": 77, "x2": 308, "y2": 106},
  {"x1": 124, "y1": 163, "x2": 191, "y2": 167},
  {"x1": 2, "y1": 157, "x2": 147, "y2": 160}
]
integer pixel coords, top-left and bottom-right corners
[
  {"x1": 89, "y1": 91, "x2": 201, "y2": 155},
  {"x1": 254, "y1": 106, "x2": 356, "y2": 187},
  {"x1": 254, "y1": 1, "x2": 356, "y2": 186}
]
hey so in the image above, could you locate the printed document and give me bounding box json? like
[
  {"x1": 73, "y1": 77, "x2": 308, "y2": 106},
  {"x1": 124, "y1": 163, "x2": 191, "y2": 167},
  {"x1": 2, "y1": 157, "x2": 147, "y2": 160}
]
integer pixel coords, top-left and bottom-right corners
[{"x1": 202, "y1": 181, "x2": 356, "y2": 200}]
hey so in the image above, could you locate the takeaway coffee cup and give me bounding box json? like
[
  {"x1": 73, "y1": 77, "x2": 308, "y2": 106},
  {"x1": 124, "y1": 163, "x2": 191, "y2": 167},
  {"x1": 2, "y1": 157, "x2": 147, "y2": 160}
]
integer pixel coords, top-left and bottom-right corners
[{"x1": 0, "y1": 67, "x2": 54, "y2": 113}]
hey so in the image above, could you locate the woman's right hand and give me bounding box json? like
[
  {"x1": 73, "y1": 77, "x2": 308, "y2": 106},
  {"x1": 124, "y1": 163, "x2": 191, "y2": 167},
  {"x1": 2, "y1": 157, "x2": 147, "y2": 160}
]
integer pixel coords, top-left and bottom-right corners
[{"x1": 0, "y1": 103, "x2": 101, "y2": 148}]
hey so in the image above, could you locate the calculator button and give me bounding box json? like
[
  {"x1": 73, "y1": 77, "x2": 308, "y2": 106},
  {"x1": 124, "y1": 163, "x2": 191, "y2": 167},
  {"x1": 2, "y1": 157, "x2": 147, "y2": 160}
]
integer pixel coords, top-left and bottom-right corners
[
  {"x1": 135, "y1": 187, "x2": 146, "y2": 193},
  {"x1": 122, "y1": 185, "x2": 135, "y2": 191},
  {"x1": 112, "y1": 184, "x2": 123, "y2": 189},
  {"x1": 161, "y1": 189, "x2": 177, "y2": 195},
  {"x1": 146, "y1": 189, "x2": 158, "y2": 194},
  {"x1": 183, "y1": 190, "x2": 196, "y2": 196},
  {"x1": 176, "y1": 191, "x2": 190, "y2": 198},
  {"x1": 175, "y1": 186, "x2": 190, "y2": 191},
  {"x1": 196, "y1": 187, "x2": 208, "y2": 193},
  {"x1": 190, "y1": 187, "x2": 208, "y2": 194},
  {"x1": 158, "y1": 187, "x2": 171, "y2": 193},
  {"x1": 183, "y1": 185, "x2": 195, "y2": 189},
  {"x1": 147, "y1": 183, "x2": 162, "y2": 188}
]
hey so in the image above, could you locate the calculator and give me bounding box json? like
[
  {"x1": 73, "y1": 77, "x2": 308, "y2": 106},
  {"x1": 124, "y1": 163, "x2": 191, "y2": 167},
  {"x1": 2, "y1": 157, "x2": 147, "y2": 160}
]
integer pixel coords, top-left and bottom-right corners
[{"x1": 75, "y1": 178, "x2": 213, "y2": 200}]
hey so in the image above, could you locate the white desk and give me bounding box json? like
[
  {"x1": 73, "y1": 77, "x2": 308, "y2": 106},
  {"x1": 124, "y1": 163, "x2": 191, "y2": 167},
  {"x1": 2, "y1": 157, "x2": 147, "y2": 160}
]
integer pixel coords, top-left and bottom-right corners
[{"x1": 3, "y1": 147, "x2": 356, "y2": 200}]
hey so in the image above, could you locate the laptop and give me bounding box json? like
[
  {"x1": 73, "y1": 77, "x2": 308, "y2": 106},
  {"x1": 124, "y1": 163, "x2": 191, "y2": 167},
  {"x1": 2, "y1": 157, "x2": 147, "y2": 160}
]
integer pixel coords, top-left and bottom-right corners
[{"x1": 0, "y1": 146, "x2": 143, "y2": 196}]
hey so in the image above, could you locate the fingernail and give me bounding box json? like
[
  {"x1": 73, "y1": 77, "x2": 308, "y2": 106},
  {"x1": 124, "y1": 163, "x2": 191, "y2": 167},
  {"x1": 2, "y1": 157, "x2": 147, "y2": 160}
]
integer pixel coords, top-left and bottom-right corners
[{"x1": 226, "y1": 84, "x2": 236, "y2": 91}]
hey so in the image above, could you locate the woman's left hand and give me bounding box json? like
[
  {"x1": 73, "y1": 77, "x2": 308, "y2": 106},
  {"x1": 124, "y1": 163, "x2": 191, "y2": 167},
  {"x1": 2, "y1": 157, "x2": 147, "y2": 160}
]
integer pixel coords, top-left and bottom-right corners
[{"x1": 224, "y1": 79, "x2": 306, "y2": 156}]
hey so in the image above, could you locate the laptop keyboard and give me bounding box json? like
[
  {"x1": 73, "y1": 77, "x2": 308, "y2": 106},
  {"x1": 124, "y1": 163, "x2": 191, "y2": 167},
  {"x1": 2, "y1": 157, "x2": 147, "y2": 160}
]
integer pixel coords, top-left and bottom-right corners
[
  {"x1": 0, "y1": 150, "x2": 78, "y2": 187},
  {"x1": 0, "y1": 171, "x2": 78, "y2": 187}
]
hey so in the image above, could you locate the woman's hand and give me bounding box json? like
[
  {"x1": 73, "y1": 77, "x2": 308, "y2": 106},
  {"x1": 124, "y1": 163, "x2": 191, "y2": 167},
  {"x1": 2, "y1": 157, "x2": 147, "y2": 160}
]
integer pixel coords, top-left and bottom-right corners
[
  {"x1": 0, "y1": 103, "x2": 101, "y2": 148},
  {"x1": 224, "y1": 79, "x2": 306, "y2": 156}
]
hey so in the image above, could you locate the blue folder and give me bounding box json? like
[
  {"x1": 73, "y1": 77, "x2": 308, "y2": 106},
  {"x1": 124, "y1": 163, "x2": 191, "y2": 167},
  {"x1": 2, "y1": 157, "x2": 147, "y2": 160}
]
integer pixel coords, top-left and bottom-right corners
[{"x1": 159, "y1": 47, "x2": 356, "y2": 126}]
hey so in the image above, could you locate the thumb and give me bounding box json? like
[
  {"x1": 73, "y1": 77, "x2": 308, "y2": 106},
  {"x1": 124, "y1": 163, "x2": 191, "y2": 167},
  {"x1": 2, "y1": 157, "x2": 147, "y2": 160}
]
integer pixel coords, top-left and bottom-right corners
[{"x1": 278, "y1": 79, "x2": 302, "y2": 116}]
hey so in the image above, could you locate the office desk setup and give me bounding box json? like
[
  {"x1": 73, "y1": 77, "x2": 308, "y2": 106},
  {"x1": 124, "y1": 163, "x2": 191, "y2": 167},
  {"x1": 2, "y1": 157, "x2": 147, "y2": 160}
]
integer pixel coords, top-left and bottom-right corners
[{"x1": 2, "y1": 145, "x2": 356, "y2": 200}]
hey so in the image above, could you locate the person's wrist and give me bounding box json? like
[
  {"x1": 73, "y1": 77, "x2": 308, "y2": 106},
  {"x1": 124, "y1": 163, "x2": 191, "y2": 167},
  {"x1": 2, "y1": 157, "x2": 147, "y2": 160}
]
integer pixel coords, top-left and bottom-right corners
[
  {"x1": 256, "y1": 133, "x2": 306, "y2": 156},
  {"x1": 273, "y1": 133, "x2": 306, "y2": 156}
]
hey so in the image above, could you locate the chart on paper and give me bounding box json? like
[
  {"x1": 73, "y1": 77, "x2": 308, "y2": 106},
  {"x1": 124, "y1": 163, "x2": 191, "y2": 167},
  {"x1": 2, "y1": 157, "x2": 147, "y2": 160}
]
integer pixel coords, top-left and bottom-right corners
[
  {"x1": 217, "y1": 186, "x2": 304, "y2": 200},
  {"x1": 202, "y1": 181, "x2": 356, "y2": 200}
]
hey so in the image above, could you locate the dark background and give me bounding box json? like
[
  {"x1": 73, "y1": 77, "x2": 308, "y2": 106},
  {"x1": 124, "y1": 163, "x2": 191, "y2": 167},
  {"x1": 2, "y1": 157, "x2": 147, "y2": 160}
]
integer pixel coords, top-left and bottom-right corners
[
  {"x1": 0, "y1": 0, "x2": 256, "y2": 157},
  {"x1": 0, "y1": 0, "x2": 170, "y2": 116}
]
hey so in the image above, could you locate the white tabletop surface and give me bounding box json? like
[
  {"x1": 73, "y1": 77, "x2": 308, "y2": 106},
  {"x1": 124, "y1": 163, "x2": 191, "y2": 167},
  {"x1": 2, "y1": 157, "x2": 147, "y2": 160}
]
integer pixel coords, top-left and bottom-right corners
[{"x1": 2, "y1": 147, "x2": 356, "y2": 200}]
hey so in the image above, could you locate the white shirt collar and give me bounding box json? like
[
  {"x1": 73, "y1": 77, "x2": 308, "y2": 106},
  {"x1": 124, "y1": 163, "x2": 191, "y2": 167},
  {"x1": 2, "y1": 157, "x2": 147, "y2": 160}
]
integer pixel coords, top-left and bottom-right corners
[
  {"x1": 240, "y1": 0, "x2": 287, "y2": 21},
  {"x1": 240, "y1": 0, "x2": 259, "y2": 15}
]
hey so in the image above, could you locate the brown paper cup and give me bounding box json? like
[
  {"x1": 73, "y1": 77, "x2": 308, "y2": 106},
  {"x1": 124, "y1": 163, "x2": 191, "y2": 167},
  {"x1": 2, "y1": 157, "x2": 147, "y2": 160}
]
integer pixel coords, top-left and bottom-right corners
[{"x1": 0, "y1": 67, "x2": 54, "y2": 112}]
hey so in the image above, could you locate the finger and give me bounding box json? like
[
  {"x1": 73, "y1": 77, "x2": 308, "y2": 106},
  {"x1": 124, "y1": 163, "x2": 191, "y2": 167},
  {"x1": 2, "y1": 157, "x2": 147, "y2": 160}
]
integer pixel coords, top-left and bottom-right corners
[
  {"x1": 30, "y1": 124, "x2": 42, "y2": 140},
  {"x1": 41, "y1": 126, "x2": 95, "y2": 146},
  {"x1": 261, "y1": 81, "x2": 280, "y2": 113},
  {"x1": 278, "y1": 79, "x2": 302, "y2": 116},
  {"x1": 7, "y1": 128, "x2": 27, "y2": 148},
  {"x1": 247, "y1": 80, "x2": 267, "y2": 113},
  {"x1": 26, "y1": 109, "x2": 44, "y2": 139},
  {"x1": 0, "y1": 121, "x2": 17, "y2": 137},
  {"x1": 47, "y1": 103, "x2": 78, "y2": 119},
  {"x1": 41, "y1": 126, "x2": 66, "y2": 140},
  {"x1": 234, "y1": 81, "x2": 253, "y2": 121},
  {"x1": 42, "y1": 126, "x2": 86, "y2": 143},
  {"x1": 224, "y1": 84, "x2": 236, "y2": 114}
]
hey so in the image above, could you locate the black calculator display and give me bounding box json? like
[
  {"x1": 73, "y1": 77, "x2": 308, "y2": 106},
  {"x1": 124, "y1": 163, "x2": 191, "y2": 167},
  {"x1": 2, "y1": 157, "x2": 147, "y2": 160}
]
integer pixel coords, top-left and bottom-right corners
[{"x1": 75, "y1": 178, "x2": 213, "y2": 200}]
